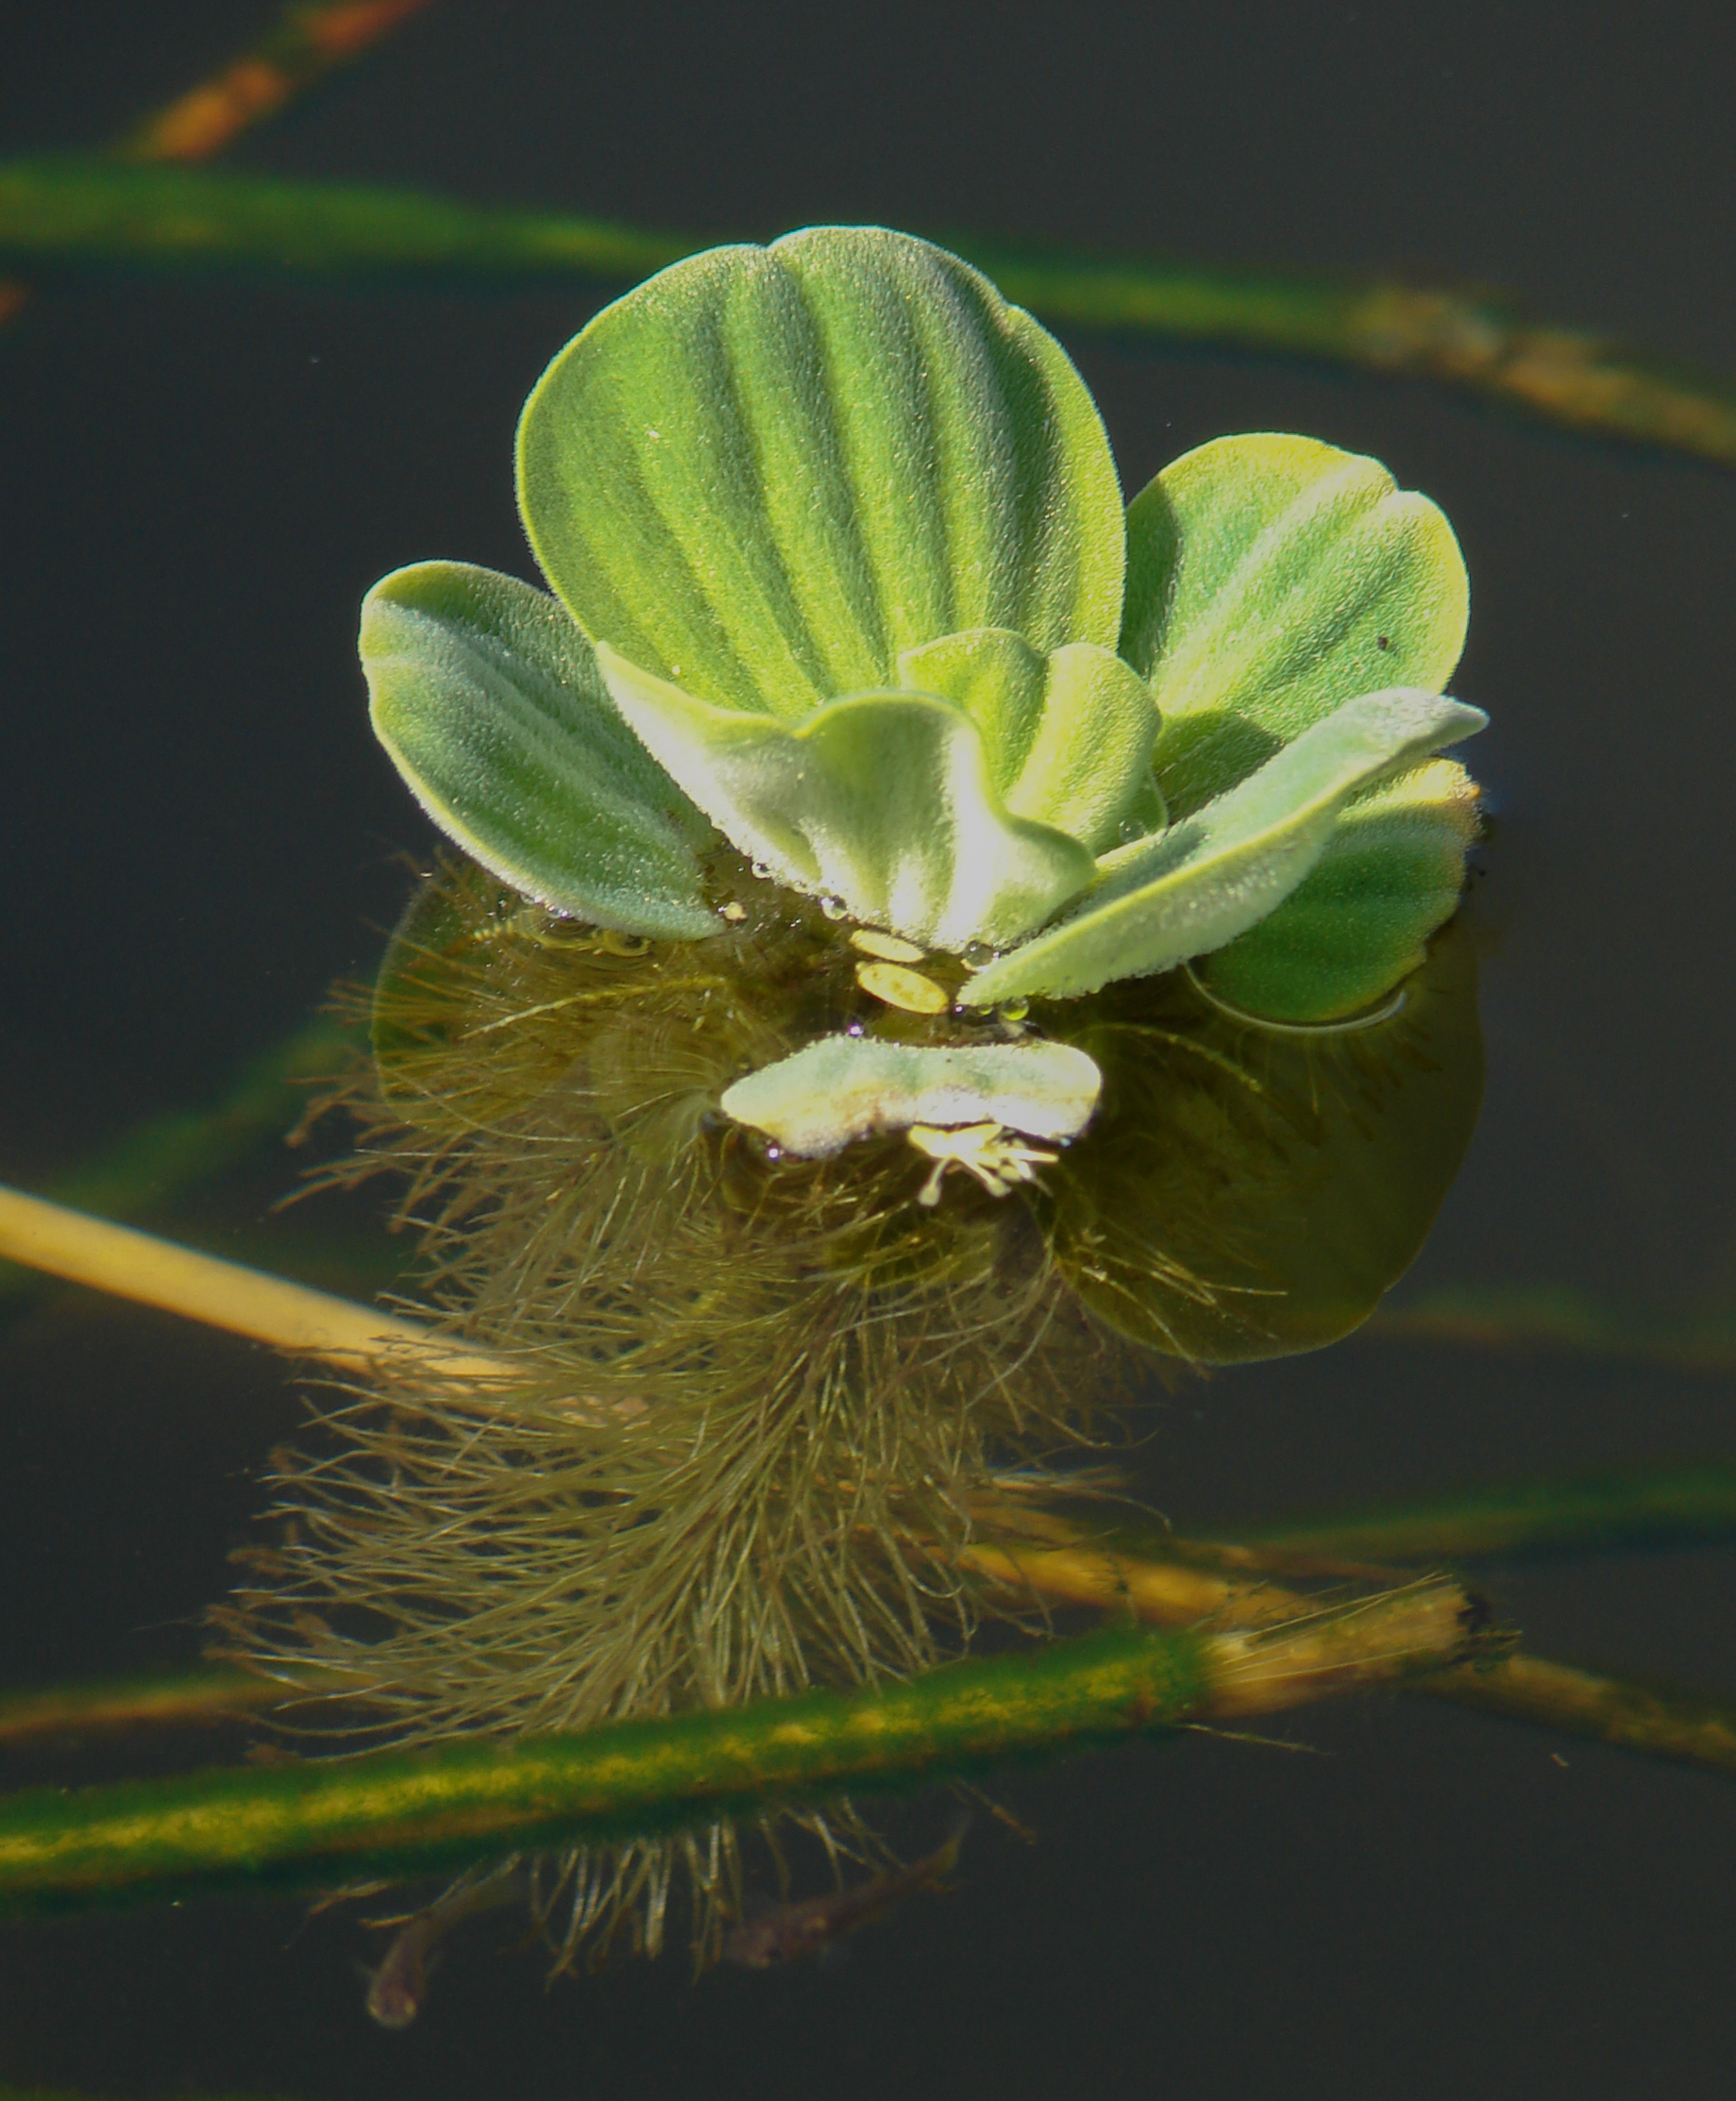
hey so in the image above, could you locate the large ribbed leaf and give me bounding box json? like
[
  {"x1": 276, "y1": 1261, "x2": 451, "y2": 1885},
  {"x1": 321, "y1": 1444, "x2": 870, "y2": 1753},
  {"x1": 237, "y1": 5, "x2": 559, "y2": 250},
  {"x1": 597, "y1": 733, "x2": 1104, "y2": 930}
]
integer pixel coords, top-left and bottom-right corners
[
  {"x1": 517, "y1": 227, "x2": 1124, "y2": 722},
  {"x1": 596, "y1": 645, "x2": 1095, "y2": 951},
  {"x1": 896, "y1": 629, "x2": 1164, "y2": 852},
  {"x1": 362, "y1": 562, "x2": 718, "y2": 938},
  {"x1": 1197, "y1": 756, "x2": 1482, "y2": 1021},
  {"x1": 1121, "y1": 435, "x2": 1470, "y2": 816},
  {"x1": 961, "y1": 688, "x2": 1485, "y2": 1005}
]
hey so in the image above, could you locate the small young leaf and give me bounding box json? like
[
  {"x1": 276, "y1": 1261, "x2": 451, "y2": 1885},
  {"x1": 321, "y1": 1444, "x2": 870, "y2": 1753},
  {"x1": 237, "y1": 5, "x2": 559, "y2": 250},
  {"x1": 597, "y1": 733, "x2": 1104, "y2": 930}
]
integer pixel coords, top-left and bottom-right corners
[
  {"x1": 596, "y1": 644, "x2": 1096, "y2": 950},
  {"x1": 517, "y1": 228, "x2": 1125, "y2": 722},
  {"x1": 897, "y1": 629, "x2": 1163, "y2": 852},
  {"x1": 897, "y1": 629, "x2": 1048, "y2": 794},
  {"x1": 1196, "y1": 757, "x2": 1481, "y2": 1021},
  {"x1": 1121, "y1": 434, "x2": 1469, "y2": 815},
  {"x1": 362, "y1": 561, "x2": 718, "y2": 938},
  {"x1": 720, "y1": 1034, "x2": 1103, "y2": 1157},
  {"x1": 960, "y1": 688, "x2": 1485, "y2": 1005}
]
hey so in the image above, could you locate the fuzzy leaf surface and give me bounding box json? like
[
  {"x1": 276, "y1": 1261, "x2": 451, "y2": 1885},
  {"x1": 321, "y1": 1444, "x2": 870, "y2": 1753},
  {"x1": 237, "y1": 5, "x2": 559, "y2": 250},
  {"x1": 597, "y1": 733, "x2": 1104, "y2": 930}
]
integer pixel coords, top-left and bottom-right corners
[
  {"x1": 1121, "y1": 434, "x2": 1470, "y2": 815},
  {"x1": 897, "y1": 629, "x2": 1164, "y2": 852},
  {"x1": 597, "y1": 645, "x2": 1095, "y2": 950},
  {"x1": 517, "y1": 227, "x2": 1124, "y2": 722},
  {"x1": 961, "y1": 688, "x2": 1485, "y2": 1005},
  {"x1": 1197, "y1": 756, "x2": 1481, "y2": 1021},
  {"x1": 362, "y1": 562, "x2": 718, "y2": 937}
]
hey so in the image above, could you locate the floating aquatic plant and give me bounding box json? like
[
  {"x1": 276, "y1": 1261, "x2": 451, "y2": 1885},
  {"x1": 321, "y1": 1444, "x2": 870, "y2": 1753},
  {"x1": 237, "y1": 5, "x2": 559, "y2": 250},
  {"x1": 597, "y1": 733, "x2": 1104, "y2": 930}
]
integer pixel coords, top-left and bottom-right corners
[
  {"x1": 224, "y1": 226, "x2": 1490, "y2": 1969},
  {"x1": 367, "y1": 226, "x2": 1484, "y2": 1030}
]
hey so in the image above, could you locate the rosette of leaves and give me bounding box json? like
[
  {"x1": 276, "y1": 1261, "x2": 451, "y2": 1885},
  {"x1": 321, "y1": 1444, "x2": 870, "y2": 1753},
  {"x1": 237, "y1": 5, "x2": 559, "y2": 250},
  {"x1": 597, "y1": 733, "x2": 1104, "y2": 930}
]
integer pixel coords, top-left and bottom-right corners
[
  {"x1": 363, "y1": 225, "x2": 1483, "y2": 1020},
  {"x1": 359, "y1": 225, "x2": 1488, "y2": 1358},
  {"x1": 274, "y1": 235, "x2": 1493, "y2": 1967}
]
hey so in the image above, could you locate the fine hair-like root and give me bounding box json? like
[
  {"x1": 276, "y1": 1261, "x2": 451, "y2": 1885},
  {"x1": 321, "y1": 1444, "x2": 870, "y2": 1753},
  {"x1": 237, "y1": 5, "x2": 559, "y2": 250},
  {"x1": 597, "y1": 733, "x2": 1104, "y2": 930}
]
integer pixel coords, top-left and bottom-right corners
[{"x1": 215, "y1": 856, "x2": 1135, "y2": 1961}]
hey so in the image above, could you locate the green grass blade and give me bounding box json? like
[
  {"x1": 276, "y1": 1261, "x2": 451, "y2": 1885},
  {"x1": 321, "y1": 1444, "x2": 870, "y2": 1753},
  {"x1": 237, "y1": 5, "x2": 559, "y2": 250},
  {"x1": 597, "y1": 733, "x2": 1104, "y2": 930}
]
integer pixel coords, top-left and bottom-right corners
[
  {"x1": 5, "y1": 160, "x2": 1735, "y2": 472},
  {"x1": 1234, "y1": 1464, "x2": 1736, "y2": 1564}
]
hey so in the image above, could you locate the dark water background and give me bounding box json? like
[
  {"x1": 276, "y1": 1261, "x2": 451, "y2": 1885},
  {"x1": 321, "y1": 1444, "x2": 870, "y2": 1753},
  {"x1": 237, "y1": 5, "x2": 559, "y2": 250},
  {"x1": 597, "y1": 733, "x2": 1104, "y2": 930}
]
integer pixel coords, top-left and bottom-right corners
[{"x1": 2, "y1": 4, "x2": 1735, "y2": 2093}]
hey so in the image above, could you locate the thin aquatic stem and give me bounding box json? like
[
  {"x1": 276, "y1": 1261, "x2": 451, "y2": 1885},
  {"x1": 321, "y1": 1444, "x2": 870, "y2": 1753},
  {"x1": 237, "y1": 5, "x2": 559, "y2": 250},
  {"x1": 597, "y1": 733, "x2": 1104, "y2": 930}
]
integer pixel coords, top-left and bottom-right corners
[
  {"x1": 1367, "y1": 1286, "x2": 1736, "y2": 1374},
  {"x1": 1428, "y1": 1653, "x2": 1736, "y2": 1776},
  {"x1": 0, "y1": 1582, "x2": 1479, "y2": 1916},
  {"x1": 965, "y1": 1508, "x2": 1736, "y2": 1784},
  {"x1": 0, "y1": 3, "x2": 436, "y2": 332},
  {"x1": 1212, "y1": 1464, "x2": 1736, "y2": 1566},
  {"x1": 117, "y1": 2, "x2": 437, "y2": 165},
  {"x1": 0, "y1": 1669, "x2": 288, "y2": 1749},
  {"x1": 3, "y1": 160, "x2": 1734, "y2": 471},
  {"x1": 0, "y1": 1017, "x2": 351, "y2": 1302},
  {"x1": 0, "y1": 1184, "x2": 511, "y2": 1387}
]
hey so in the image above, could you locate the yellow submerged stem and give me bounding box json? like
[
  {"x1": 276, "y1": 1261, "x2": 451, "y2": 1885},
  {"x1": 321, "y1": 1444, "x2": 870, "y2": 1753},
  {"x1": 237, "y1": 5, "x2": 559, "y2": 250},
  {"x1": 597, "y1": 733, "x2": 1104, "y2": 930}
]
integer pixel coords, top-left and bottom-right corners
[
  {"x1": 1429, "y1": 1652, "x2": 1736, "y2": 1775},
  {"x1": 959, "y1": 1539, "x2": 1302, "y2": 1629},
  {"x1": 965, "y1": 1513, "x2": 1736, "y2": 1782},
  {"x1": 0, "y1": 1184, "x2": 506, "y2": 1385},
  {"x1": 0, "y1": 1669, "x2": 333, "y2": 1749}
]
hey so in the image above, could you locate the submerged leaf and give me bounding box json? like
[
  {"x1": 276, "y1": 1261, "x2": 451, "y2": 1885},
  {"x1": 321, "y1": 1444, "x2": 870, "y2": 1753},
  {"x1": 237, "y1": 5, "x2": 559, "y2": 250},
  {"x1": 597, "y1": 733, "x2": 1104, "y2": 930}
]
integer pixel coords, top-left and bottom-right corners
[
  {"x1": 896, "y1": 629, "x2": 1164, "y2": 852},
  {"x1": 516, "y1": 227, "x2": 1124, "y2": 721},
  {"x1": 1121, "y1": 434, "x2": 1470, "y2": 815},
  {"x1": 596, "y1": 645, "x2": 1095, "y2": 950},
  {"x1": 1198, "y1": 756, "x2": 1482, "y2": 1022},
  {"x1": 1045, "y1": 918, "x2": 1484, "y2": 1360},
  {"x1": 362, "y1": 562, "x2": 717, "y2": 937},
  {"x1": 961, "y1": 689, "x2": 1486, "y2": 1005},
  {"x1": 720, "y1": 1034, "x2": 1103, "y2": 1157}
]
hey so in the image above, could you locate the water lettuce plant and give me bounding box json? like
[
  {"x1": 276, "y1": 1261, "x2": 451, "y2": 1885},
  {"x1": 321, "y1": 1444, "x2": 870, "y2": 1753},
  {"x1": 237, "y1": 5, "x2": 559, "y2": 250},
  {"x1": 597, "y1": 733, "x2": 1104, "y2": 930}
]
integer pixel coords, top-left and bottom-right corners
[
  {"x1": 362, "y1": 227, "x2": 1486, "y2": 1053},
  {"x1": 219, "y1": 227, "x2": 1489, "y2": 1969}
]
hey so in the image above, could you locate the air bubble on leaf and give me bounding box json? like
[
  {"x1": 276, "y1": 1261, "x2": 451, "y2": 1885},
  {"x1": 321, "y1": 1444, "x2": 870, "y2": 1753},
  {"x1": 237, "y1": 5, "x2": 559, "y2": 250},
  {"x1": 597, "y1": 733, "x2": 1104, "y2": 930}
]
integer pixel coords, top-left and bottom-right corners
[
  {"x1": 963, "y1": 940, "x2": 996, "y2": 967},
  {"x1": 750, "y1": 860, "x2": 773, "y2": 882},
  {"x1": 999, "y1": 997, "x2": 1031, "y2": 1023},
  {"x1": 819, "y1": 895, "x2": 849, "y2": 921}
]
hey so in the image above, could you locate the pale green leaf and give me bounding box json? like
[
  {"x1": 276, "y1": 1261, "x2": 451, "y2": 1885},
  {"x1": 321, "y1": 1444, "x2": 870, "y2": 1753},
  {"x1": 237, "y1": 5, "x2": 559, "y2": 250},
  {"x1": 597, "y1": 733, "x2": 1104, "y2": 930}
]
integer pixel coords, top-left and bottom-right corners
[
  {"x1": 1197, "y1": 756, "x2": 1482, "y2": 1021},
  {"x1": 960, "y1": 688, "x2": 1485, "y2": 1005},
  {"x1": 896, "y1": 629, "x2": 1046, "y2": 792},
  {"x1": 897, "y1": 629, "x2": 1163, "y2": 852},
  {"x1": 362, "y1": 561, "x2": 718, "y2": 939},
  {"x1": 720, "y1": 1034, "x2": 1103, "y2": 1157},
  {"x1": 517, "y1": 227, "x2": 1124, "y2": 722},
  {"x1": 596, "y1": 644, "x2": 1095, "y2": 950},
  {"x1": 1121, "y1": 434, "x2": 1470, "y2": 815}
]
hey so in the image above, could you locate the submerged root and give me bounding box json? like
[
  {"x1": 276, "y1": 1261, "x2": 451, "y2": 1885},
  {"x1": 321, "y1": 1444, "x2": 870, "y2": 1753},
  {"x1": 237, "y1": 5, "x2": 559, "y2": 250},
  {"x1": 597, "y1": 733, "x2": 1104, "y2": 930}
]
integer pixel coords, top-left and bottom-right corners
[
  {"x1": 218, "y1": 856, "x2": 1137, "y2": 1962},
  {"x1": 218, "y1": 853, "x2": 1477, "y2": 1963},
  {"x1": 218, "y1": 853, "x2": 1475, "y2": 1963}
]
